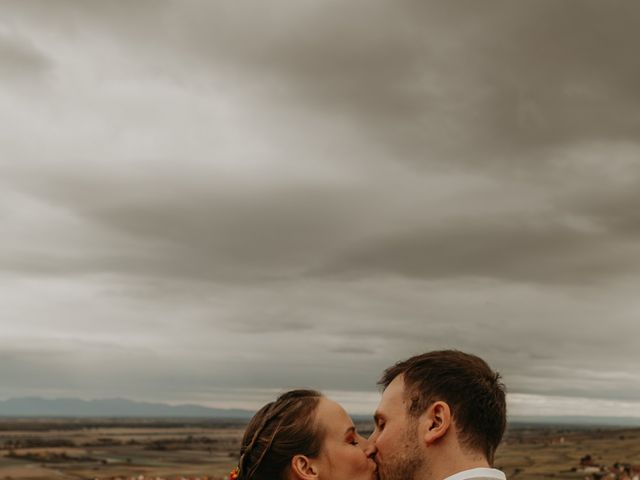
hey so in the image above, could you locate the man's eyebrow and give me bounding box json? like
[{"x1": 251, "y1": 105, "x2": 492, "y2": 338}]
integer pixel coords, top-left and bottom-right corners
[{"x1": 373, "y1": 412, "x2": 384, "y2": 424}]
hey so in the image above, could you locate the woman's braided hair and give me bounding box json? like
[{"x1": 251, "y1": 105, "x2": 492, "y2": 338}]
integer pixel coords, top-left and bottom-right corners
[{"x1": 237, "y1": 390, "x2": 324, "y2": 480}]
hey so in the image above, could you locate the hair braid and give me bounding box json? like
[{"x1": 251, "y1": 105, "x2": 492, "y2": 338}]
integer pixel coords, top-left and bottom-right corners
[
  {"x1": 246, "y1": 416, "x2": 285, "y2": 480},
  {"x1": 235, "y1": 390, "x2": 323, "y2": 480}
]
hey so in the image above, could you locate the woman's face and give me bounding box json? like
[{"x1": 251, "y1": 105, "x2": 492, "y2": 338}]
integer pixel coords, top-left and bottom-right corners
[{"x1": 314, "y1": 397, "x2": 377, "y2": 480}]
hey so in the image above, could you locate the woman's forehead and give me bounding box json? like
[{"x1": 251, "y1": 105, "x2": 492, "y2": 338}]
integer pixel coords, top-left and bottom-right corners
[{"x1": 316, "y1": 397, "x2": 353, "y2": 433}]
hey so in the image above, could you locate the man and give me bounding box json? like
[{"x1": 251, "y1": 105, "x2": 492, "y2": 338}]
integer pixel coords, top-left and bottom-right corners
[{"x1": 367, "y1": 350, "x2": 507, "y2": 480}]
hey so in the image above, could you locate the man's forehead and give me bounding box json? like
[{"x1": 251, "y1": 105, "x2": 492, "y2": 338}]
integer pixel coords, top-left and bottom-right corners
[{"x1": 377, "y1": 375, "x2": 407, "y2": 413}]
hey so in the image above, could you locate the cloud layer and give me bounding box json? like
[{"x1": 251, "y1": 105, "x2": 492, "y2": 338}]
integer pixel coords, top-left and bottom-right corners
[{"x1": 1, "y1": 1, "x2": 639, "y2": 416}]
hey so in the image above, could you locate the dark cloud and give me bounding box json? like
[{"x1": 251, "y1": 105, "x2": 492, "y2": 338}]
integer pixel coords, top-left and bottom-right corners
[
  {"x1": 567, "y1": 181, "x2": 640, "y2": 237},
  {"x1": 7, "y1": 1, "x2": 640, "y2": 166},
  {"x1": 0, "y1": 32, "x2": 51, "y2": 81},
  {"x1": 1, "y1": 1, "x2": 639, "y2": 416},
  {"x1": 0, "y1": 167, "x2": 370, "y2": 281},
  {"x1": 157, "y1": 1, "x2": 640, "y2": 167},
  {"x1": 319, "y1": 214, "x2": 640, "y2": 284},
  {"x1": 328, "y1": 345, "x2": 376, "y2": 355}
]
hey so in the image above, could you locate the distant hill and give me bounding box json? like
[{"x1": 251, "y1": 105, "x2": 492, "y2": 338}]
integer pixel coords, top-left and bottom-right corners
[
  {"x1": 353, "y1": 414, "x2": 640, "y2": 428},
  {"x1": 509, "y1": 415, "x2": 640, "y2": 428},
  {"x1": 0, "y1": 397, "x2": 254, "y2": 418},
  {"x1": 3, "y1": 398, "x2": 639, "y2": 426}
]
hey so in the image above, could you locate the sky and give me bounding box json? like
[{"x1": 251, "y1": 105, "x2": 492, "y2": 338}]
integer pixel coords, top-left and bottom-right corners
[{"x1": 1, "y1": 1, "x2": 640, "y2": 418}]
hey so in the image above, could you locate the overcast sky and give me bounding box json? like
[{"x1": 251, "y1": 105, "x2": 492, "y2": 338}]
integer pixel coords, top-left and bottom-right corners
[{"x1": 2, "y1": 1, "x2": 640, "y2": 418}]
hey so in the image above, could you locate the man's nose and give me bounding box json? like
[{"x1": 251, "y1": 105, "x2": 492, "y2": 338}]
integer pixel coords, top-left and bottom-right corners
[
  {"x1": 364, "y1": 441, "x2": 377, "y2": 458},
  {"x1": 363, "y1": 433, "x2": 378, "y2": 457}
]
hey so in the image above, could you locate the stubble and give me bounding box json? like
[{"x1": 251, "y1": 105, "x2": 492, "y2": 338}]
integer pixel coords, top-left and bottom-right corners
[{"x1": 376, "y1": 419, "x2": 424, "y2": 480}]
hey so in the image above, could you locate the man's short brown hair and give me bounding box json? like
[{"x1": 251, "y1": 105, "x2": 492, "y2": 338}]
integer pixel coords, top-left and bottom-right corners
[{"x1": 378, "y1": 350, "x2": 506, "y2": 464}]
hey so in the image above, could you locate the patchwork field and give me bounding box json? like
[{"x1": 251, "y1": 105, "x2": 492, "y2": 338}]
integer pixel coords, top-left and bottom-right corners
[
  {"x1": 0, "y1": 419, "x2": 638, "y2": 480},
  {"x1": 494, "y1": 425, "x2": 640, "y2": 480}
]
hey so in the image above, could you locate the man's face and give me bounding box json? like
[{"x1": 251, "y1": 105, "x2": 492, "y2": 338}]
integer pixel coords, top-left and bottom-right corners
[{"x1": 369, "y1": 375, "x2": 424, "y2": 480}]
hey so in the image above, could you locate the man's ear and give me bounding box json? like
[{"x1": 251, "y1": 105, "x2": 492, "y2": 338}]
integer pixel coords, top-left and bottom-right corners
[
  {"x1": 422, "y1": 401, "x2": 451, "y2": 445},
  {"x1": 290, "y1": 454, "x2": 319, "y2": 480}
]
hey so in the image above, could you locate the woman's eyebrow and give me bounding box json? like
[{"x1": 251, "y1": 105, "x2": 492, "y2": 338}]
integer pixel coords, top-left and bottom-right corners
[{"x1": 344, "y1": 426, "x2": 356, "y2": 436}]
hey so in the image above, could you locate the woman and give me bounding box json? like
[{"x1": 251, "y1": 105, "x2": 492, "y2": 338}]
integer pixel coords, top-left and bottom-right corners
[{"x1": 231, "y1": 389, "x2": 377, "y2": 480}]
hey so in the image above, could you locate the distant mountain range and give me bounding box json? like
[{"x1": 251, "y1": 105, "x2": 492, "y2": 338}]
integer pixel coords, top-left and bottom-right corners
[
  {"x1": 508, "y1": 415, "x2": 640, "y2": 428},
  {"x1": 352, "y1": 414, "x2": 640, "y2": 428},
  {"x1": 0, "y1": 397, "x2": 254, "y2": 418},
  {"x1": 1, "y1": 398, "x2": 639, "y2": 427}
]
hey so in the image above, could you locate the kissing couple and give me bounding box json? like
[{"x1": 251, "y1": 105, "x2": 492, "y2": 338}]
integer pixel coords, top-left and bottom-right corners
[{"x1": 231, "y1": 349, "x2": 507, "y2": 480}]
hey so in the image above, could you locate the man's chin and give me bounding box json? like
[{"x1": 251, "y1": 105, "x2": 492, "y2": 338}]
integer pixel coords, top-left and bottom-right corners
[
  {"x1": 371, "y1": 460, "x2": 380, "y2": 480},
  {"x1": 376, "y1": 454, "x2": 422, "y2": 480},
  {"x1": 376, "y1": 465, "x2": 391, "y2": 480}
]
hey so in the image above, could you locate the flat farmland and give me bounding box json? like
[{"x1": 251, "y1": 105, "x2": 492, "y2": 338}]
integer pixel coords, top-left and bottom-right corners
[
  {"x1": 495, "y1": 425, "x2": 640, "y2": 480},
  {"x1": 0, "y1": 419, "x2": 243, "y2": 479},
  {"x1": 0, "y1": 419, "x2": 639, "y2": 480}
]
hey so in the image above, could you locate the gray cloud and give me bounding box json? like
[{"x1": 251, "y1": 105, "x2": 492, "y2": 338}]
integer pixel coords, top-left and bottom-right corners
[
  {"x1": 320, "y1": 214, "x2": 640, "y2": 284},
  {"x1": 1, "y1": 1, "x2": 639, "y2": 415},
  {"x1": 0, "y1": 31, "x2": 51, "y2": 82},
  {"x1": 10, "y1": 1, "x2": 640, "y2": 166},
  {"x1": 163, "y1": 0, "x2": 640, "y2": 167}
]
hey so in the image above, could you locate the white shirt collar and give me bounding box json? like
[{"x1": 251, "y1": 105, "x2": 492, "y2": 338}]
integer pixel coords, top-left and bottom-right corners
[{"x1": 442, "y1": 467, "x2": 506, "y2": 480}]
